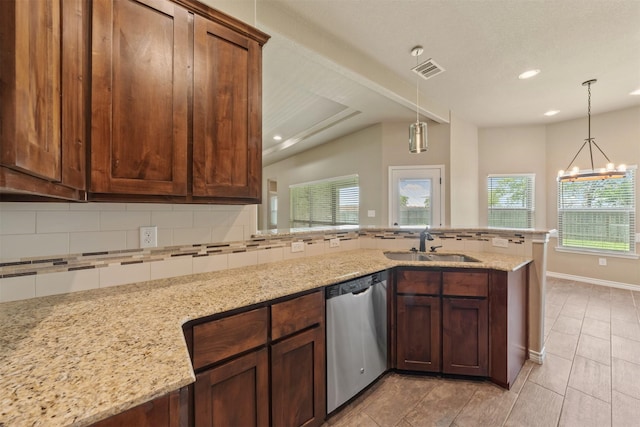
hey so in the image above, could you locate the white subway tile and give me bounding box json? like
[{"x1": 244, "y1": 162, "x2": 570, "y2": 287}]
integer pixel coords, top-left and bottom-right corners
[
  {"x1": 0, "y1": 275, "x2": 36, "y2": 302},
  {"x1": 173, "y1": 204, "x2": 213, "y2": 211},
  {"x1": 100, "y1": 211, "x2": 151, "y2": 231},
  {"x1": 150, "y1": 257, "x2": 193, "y2": 280},
  {"x1": 151, "y1": 211, "x2": 193, "y2": 228},
  {"x1": 0, "y1": 233, "x2": 69, "y2": 260},
  {"x1": 359, "y1": 237, "x2": 377, "y2": 249},
  {"x1": 463, "y1": 240, "x2": 484, "y2": 252},
  {"x1": 69, "y1": 231, "x2": 127, "y2": 254},
  {"x1": 228, "y1": 251, "x2": 258, "y2": 269},
  {"x1": 173, "y1": 227, "x2": 212, "y2": 245},
  {"x1": 37, "y1": 211, "x2": 100, "y2": 233},
  {"x1": 69, "y1": 202, "x2": 124, "y2": 211},
  {"x1": 35, "y1": 269, "x2": 99, "y2": 297},
  {"x1": 0, "y1": 211, "x2": 36, "y2": 234},
  {"x1": 283, "y1": 247, "x2": 305, "y2": 260},
  {"x1": 258, "y1": 247, "x2": 284, "y2": 264},
  {"x1": 192, "y1": 253, "x2": 228, "y2": 274},
  {"x1": 0, "y1": 202, "x2": 69, "y2": 211},
  {"x1": 99, "y1": 262, "x2": 150, "y2": 288},
  {"x1": 211, "y1": 225, "x2": 244, "y2": 243},
  {"x1": 125, "y1": 203, "x2": 173, "y2": 211},
  {"x1": 305, "y1": 242, "x2": 325, "y2": 257}
]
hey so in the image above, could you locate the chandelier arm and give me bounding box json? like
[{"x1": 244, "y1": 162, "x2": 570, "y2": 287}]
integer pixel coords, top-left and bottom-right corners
[
  {"x1": 587, "y1": 139, "x2": 595, "y2": 170},
  {"x1": 589, "y1": 140, "x2": 613, "y2": 163},
  {"x1": 563, "y1": 140, "x2": 589, "y2": 172}
]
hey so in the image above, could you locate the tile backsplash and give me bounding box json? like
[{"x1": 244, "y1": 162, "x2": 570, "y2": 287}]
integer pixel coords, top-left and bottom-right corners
[{"x1": 0, "y1": 209, "x2": 543, "y2": 303}]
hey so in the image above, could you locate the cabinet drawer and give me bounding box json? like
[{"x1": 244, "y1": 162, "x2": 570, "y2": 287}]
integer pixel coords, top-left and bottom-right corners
[
  {"x1": 193, "y1": 307, "x2": 268, "y2": 369},
  {"x1": 443, "y1": 271, "x2": 488, "y2": 297},
  {"x1": 271, "y1": 291, "x2": 324, "y2": 341},
  {"x1": 396, "y1": 269, "x2": 441, "y2": 295}
]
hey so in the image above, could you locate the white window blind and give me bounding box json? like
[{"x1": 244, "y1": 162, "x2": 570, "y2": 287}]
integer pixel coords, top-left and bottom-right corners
[
  {"x1": 558, "y1": 168, "x2": 636, "y2": 254},
  {"x1": 487, "y1": 174, "x2": 535, "y2": 229},
  {"x1": 290, "y1": 175, "x2": 359, "y2": 228}
]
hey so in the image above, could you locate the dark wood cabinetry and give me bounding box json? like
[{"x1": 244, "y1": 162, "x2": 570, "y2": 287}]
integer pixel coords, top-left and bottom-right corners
[
  {"x1": 194, "y1": 349, "x2": 269, "y2": 427},
  {"x1": 193, "y1": 16, "x2": 262, "y2": 202},
  {"x1": 90, "y1": 390, "x2": 181, "y2": 427},
  {"x1": 91, "y1": 0, "x2": 189, "y2": 196},
  {"x1": 1, "y1": 0, "x2": 268, "y2": 203},
  {"x1": 188, "y1": 291, "x2": 325, "y2": 427},
  {"x1": 441, "y1": 271, "x2": 489, "y2": 376},
  {"x1": 395, "y1": 267, "x2": 522, "y2": 383},
  {"x1": 0, "y1": 0, "x2": 87, "y2": 200}
]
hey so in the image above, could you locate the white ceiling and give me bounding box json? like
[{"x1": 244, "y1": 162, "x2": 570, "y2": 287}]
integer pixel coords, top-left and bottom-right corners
[{"x1": 258, "y1": 0, "x2": 640, "y2": 165}]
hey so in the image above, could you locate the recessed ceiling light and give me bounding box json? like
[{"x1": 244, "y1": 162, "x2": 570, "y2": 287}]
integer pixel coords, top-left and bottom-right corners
[
  {"x1": 518, "y1": 69, "x2": 540, "y2": 80},
  {"x1": 544, "y1": 110, "x2": 560, "y2": 116},
  {"x1": 273, "y1": 135, "x2": 282, "y2": 141},
  {"x1": 630, "y1": 89, "x2": 640, "y2": 96}
]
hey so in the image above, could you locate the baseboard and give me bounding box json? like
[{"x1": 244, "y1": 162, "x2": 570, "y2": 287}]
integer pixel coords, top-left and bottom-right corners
[
  {"x1": 547, "y1": 271, "x2": 639, "y2": 291},
  {"x1": 529, "y1": 347, "x2": 545, "y2": 364}
]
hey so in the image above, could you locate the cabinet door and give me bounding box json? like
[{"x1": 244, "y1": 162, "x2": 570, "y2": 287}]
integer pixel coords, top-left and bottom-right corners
[
  {"x1": 90, "y1": 390, "x2": 180, "y2": 427},
  {"x1": 193, "y1": 15, "x2": 262, "y2": 202},
  {"x1": 91, "y1": 0, "x2": 188, "y2": 195},
  {"x1": 195, "y1": 348, "x2": 269, "y2": 427},
  {"x1": 396, "y1": 295, "x2": 441, "y2": 372},
  {"x1": 271, "y1": 326, "x2": 325, "y2": 427},
  {"x1": 0, "y1": 0, "x2": 61, "y2": 181},
  {"x1": 442, "y1": 297, "x2": 488, "y2": 376}
]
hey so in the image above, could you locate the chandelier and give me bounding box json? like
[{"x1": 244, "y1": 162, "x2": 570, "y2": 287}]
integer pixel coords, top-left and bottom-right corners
[
  {"x1": 409, "y1": 46, "x2": 428, "y2": 153},
  {"x1": 557, "y1": 79, "x2": 626, "y2": 182}
]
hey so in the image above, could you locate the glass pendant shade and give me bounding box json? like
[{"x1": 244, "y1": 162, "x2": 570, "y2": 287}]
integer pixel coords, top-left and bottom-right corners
[{"x1": 409, "y1": 121, "x2": 428, "y2": 153}]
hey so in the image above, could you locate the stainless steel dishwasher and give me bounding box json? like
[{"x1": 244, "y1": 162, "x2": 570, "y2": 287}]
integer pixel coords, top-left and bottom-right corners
[{"x1": 326, "y1": 271, "x2": 388, "y2": 414}]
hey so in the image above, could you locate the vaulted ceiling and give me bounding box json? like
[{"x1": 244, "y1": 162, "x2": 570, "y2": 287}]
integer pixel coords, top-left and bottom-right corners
[{"x1": 257, "y1": 0, "x2": 640, "y2": 165}]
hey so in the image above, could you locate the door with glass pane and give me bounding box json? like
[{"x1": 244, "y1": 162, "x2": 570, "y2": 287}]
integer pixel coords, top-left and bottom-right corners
[{"x1": 389, "y1": 166, "x2": 442, "y2": 227}]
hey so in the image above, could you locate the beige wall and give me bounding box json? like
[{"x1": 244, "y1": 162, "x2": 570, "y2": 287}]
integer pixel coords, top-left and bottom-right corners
[
  {"x1": 262, "y1": 124, "x2": 384, "y2": 229},
  {"x1": 450, "y1": 113, "x2": 479, "y2": 227},
  {"x1": 478, "y1": 124, "x2": 547, "y2": 229},
  {"x1": 380, "y1": 121, "x2": 451, "y2": 226},
  {"x1": 544, "y1": 106, "x2": 640, "y2": 286}
]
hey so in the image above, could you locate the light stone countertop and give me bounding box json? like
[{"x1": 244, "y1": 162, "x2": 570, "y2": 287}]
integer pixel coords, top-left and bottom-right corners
[{"x1": 0, "y1": 249, "x2": 531, "y2": 426}]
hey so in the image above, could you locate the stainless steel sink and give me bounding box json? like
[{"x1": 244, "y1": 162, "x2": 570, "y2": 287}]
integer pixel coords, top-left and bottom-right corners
[{"x1": 384, "y1": 252, "x2": 480, "y2": 263}]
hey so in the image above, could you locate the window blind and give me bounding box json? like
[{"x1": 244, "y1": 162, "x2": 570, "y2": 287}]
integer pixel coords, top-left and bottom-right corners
[
  {"x1": 290, "y1": 175, "x2": 359, "y2": 228},
  {"x1": 558, "y1": 167, "x2": 636, "y2": 253},
  {"x1": 487, "y1": 174, "x2": 535, "y2": 229}
]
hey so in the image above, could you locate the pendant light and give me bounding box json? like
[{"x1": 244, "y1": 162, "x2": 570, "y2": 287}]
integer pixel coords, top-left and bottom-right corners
[
  {"x1": 557, "y1": 79, "x2": 626, "y2": 182},
  {"x1": 409, "y1": 46, "x2": 428, "y2": 153}
]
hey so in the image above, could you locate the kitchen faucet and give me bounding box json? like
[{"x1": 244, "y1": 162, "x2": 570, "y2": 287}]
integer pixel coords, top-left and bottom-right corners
[
  {"x1": 430, "y1": 245, "x2": 443, "y2": 252},
  {"x1": 419, "y1": 228, "x2": 434, "y2": 252}
]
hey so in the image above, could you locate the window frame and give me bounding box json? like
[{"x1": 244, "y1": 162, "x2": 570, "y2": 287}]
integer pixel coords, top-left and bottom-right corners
[
  {"x1": 556, "y1": 167, "x2": 636, "y2": 256},
  {"x1": 487, "y1": 173, "x2": 535, "y2": 230},
  {"x1": 289, "y1": 174, "x2": 359, "y2": 228}
]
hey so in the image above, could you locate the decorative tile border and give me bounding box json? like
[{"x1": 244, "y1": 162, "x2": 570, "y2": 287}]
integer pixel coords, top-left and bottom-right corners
[{"x1": 0, "y1": 228, "x2": 542, "y2": 279}]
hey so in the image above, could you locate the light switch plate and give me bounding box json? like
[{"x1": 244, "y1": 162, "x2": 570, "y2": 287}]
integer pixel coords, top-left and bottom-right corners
[
  {"x1": 329, "y1": 238, "x2": 340, "y2": 248},
  {"x1": 367, "y1": 210, "x2": 376, "y2": 218},
  {"x1": 599, "y1": 258, "x2": 607, "y2": 266}
]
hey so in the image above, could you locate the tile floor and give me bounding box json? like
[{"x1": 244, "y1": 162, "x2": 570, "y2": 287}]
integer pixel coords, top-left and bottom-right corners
[{"x1": 324, "y1": 277, "x2": 640, "y2": 427}]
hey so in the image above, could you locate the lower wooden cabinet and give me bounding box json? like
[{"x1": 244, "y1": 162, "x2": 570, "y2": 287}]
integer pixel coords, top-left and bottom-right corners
[
  {"x1": 90, "y1": 390, "x2": 181, "y2": 427},
  {"x1": 194, "y1": 348, "x2": 269, "y2": 427},
  {"x1": 442, "y1": 297, "x2": 488, "y2": 376},
  {"x1": 271, "y1": 326, "x2": 325, "y2": 427},
  {"x1": 396, "y1": 295, "x2": 441, "y2": 372}
]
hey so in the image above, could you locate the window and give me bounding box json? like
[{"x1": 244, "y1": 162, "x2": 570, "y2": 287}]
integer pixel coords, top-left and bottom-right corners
[
  {"x1": 487, "y1": 174, "x2": 535, "y2": 229},
  {"x1": 267, "y1": 180, "x2": 278, "y2": 229},
  {"x1": 558, "y1": 168, "x2": 636, "y2": 254},
  {"x1": 290, "y1": 175, "x2": 359, "y2": 228},
  {"x1": 389, "y1": 166, "x2": 443, "y2": 227}
]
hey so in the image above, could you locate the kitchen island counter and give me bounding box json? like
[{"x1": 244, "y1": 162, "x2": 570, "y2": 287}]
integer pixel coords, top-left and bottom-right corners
[{"x1": 0, "y1": 249, "x2": 530, "y2": 426}]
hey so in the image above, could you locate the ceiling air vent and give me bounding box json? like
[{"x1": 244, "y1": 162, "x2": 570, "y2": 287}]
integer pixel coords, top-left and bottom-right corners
[{"x1": 412, "y1": 58, "x2": 445, "y2": 80}]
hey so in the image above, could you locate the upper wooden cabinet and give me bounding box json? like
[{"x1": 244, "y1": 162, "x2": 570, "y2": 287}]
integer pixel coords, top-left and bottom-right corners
[
  {"x1": 192, "y1": 16, "x2": 262, "y2": 202},
  {"x1": 90, "y1": 0, "x2": 268, "y2": 203},
  {"x1": 0, "y1": 0, "x2": 87, "y2": 200},
  {"x1": 90, "y1": 0, "x2": 189, "y2": 196}
]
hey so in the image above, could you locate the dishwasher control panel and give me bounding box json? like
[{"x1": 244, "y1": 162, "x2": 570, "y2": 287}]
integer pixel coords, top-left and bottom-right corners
[{"x1": 325, "y1": 271, "x2": 387, "y2": 299}]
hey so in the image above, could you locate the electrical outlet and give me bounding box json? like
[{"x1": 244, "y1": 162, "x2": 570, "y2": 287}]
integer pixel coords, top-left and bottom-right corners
[
  {"x1": 330, "y1": 238, "x2": 340, "y2": 248},
  {"x1": 599, "y1": 258, "x2": 607, "y2": 266},
  {"x1": 140, "y1": 226, "x2": 158, "y2": 248},
  {"x1": 492, "y1": 238, "x2": 509, "y2": 248},
  {"x1": 291, "y1": 242, "x2": 304, "y2": 253},
  {"x1": 367, "y1": 210, "x2": 376, "y2": 218}
]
